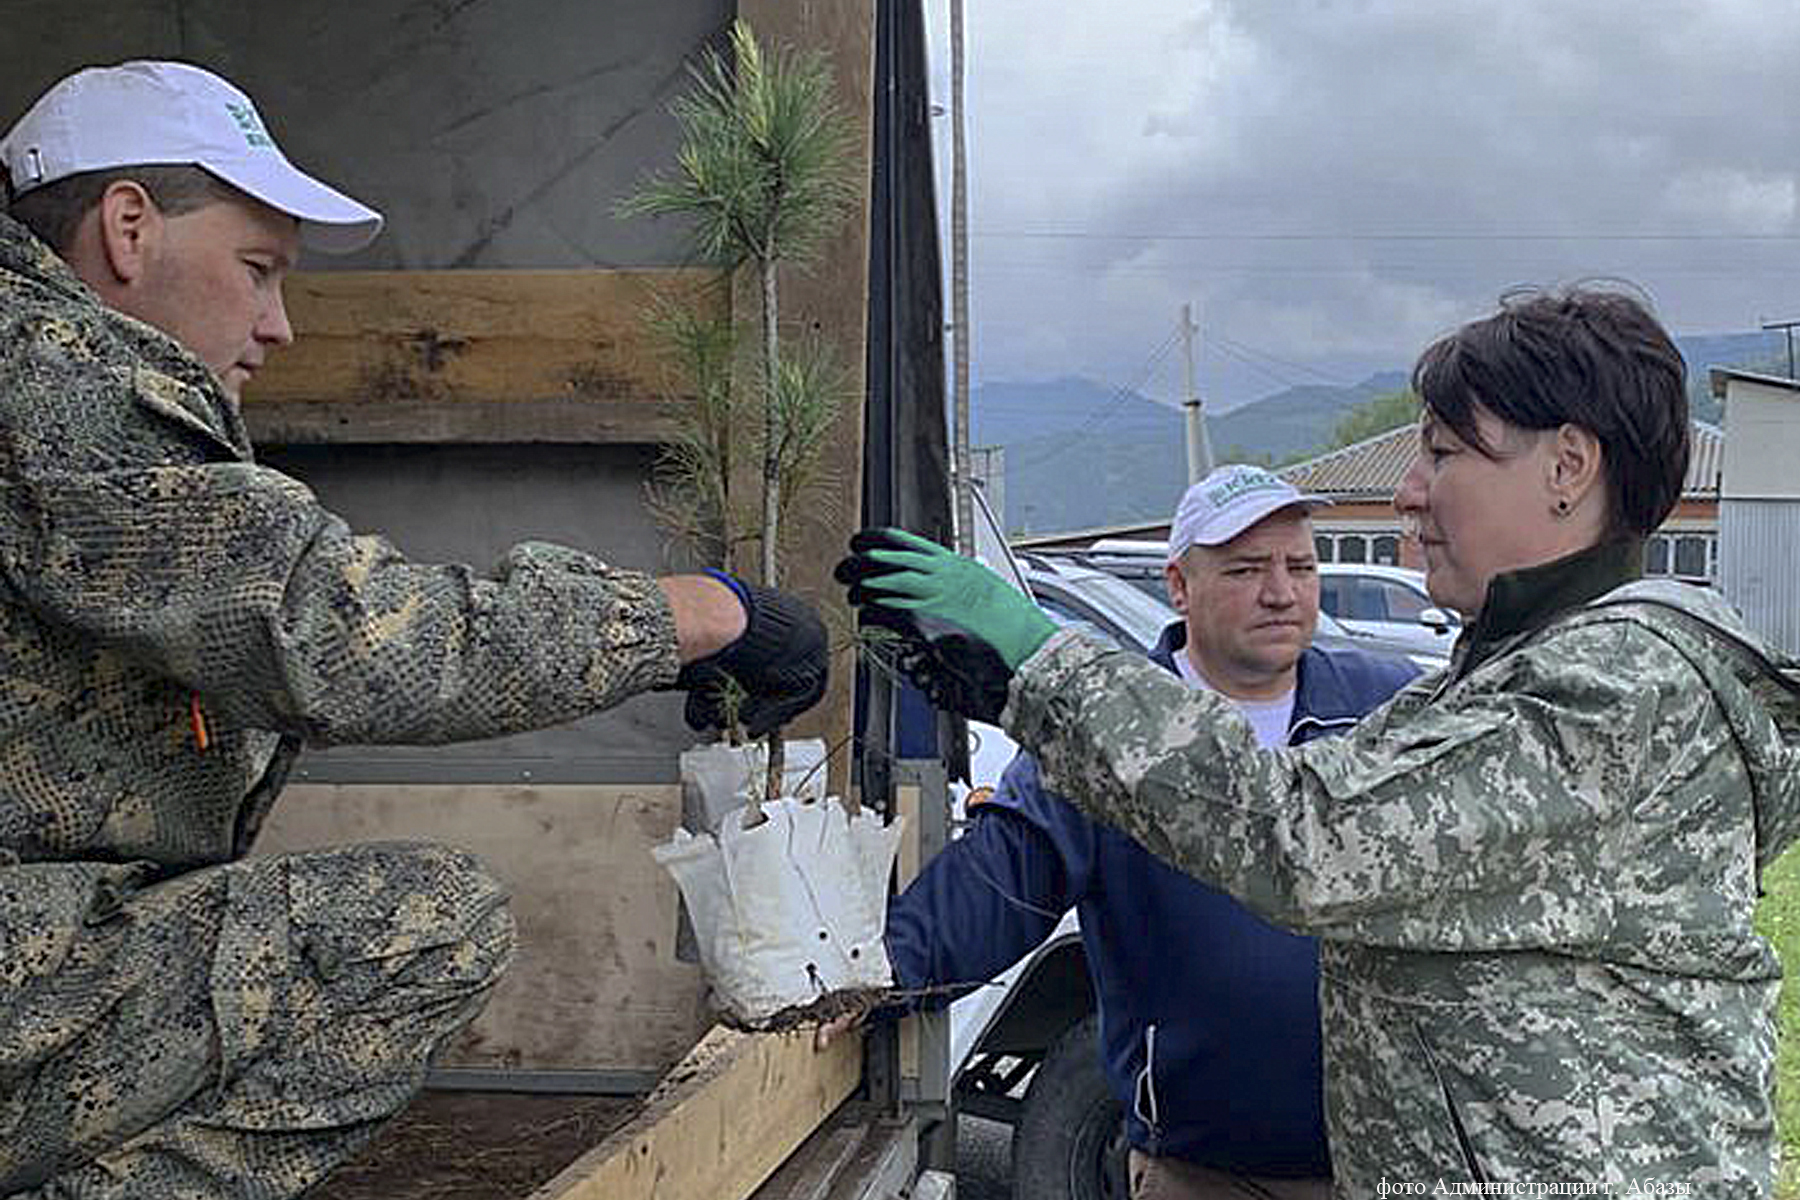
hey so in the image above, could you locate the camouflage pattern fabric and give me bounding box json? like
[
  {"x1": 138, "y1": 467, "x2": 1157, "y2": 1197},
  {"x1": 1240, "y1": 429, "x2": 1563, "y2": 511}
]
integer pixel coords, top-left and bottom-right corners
[
  {"x1": 2, "y1": 842, "x2": 513, "y2": 1198},
  {"x1": 1004, "y1": 561, "x2": 1800, "y2": 1197},
  {"x1": 0, "y1": 212, "x2": 681, "y2": 1194}
]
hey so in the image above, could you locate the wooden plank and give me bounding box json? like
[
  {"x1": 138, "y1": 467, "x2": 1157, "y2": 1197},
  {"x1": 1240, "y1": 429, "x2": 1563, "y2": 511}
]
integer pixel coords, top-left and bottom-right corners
[
  {"x1": 748, "y1": 1105, "x2": 918, "y2": 1200},
  {"x1": 533, "y1": 1026, "x2": 863, "y2": 1200},
  {"x1": 245, "y1": 396, "x2": 687, "y2": 445},
  {"x1": 893, "y1": 783, "x2": 924, "y2": 890},
  {"x1": 893, "y1": 782, "x2": 923, "y2": 1080},
  {"x1": 240, "y1": 268, "x2": 723, "y2": 444},
  {"x1": 254, "y1": 783, "x2": 709, "y2": 1075},
  {"x1": 750, "y1": 1124, "x2": 864, "y2": 1200}
]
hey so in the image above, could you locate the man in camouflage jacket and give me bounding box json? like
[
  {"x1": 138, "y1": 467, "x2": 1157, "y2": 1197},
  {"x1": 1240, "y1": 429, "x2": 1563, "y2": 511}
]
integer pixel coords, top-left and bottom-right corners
[{"x1": 0, "y1": 63, "x2": 827, "y2": 1198}]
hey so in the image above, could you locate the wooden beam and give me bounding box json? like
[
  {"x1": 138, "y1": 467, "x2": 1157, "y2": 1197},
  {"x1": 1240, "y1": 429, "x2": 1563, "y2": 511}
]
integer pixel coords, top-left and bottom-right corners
[
  {"x1": 893, "y1": 782, "x2": 923, "y2": 1081},
  {"x1": 240, "y1": 268, "x2": 723, "y2": 444},
  {"x1": 532, "y1": 1026, "x2": 863, "y2": 1200},
  {"x1": 244, "y1": 396, "x2": 687, "y2": 446},
  {"x1": 747, "y1": 1104, "x2": 919, "y2": 1200}
]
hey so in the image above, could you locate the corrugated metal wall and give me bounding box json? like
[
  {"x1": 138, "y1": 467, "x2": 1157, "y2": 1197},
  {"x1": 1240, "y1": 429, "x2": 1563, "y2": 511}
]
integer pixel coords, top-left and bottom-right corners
[{"x1": 1720, "y1": 499, "x2": 1800, "y2": 658}]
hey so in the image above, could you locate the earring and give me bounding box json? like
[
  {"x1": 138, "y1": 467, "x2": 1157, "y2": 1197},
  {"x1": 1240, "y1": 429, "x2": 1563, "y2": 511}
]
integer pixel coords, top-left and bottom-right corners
[{"x1": 1554, "y1": 498, "x2": 1571, "y2": 517}]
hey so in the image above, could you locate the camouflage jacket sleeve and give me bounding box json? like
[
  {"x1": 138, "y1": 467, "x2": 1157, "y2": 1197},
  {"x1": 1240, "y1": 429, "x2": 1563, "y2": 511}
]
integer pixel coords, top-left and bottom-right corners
[
  {"x1": 0, "y1": 460, "x2": 681, "y2": 746},
  {"x1": 1003, "y1": 618, "x2": 1716, "y2": 950}
]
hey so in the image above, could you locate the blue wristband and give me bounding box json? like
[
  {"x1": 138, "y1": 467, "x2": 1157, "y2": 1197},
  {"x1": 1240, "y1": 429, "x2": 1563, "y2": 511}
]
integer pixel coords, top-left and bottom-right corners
[{"x1": 703, "y1": 567, "x2": 753, "y2": 610}]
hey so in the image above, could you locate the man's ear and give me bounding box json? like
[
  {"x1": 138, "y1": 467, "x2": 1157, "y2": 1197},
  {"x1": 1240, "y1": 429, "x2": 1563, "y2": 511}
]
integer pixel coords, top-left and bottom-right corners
[
  {"x1": 1164, "y1": 560, "x2": 1189, "y2": 614},
  {"x1": 94, "y1": 180, "x2": 161, "y2": 285}
]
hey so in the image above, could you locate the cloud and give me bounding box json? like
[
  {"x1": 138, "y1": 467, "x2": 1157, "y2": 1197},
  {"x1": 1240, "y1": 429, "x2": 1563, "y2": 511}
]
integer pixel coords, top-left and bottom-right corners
[
  {"x1": 934, "y1": 0, "x2": 1800, "y2": 402},
  {"x1": 1664, "y1": 169, "x2": 1797, "y2": 232}
]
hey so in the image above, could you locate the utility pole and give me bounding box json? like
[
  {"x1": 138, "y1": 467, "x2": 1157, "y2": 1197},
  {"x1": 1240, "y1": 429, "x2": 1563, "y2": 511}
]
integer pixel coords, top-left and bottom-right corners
[
  {"x1": 949, "y1": 0, "x2": 973, "y2": 553},
  {"x1": 1762, "y1": 317, "x2": 1800, "y2": 379},
  {"x1": 1181, "y1": 303, "x2": 1214, "y2": 483}
]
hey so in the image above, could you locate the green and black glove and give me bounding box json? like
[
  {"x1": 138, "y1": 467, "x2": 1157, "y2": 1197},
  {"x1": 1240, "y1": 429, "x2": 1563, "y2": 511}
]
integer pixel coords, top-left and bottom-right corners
[
  {"x1": 834, "y1": 528, "x2": 1054, "y2": 723},
  {"x1": 676, "y1": 571, "x2": 828, "y2": 738}
]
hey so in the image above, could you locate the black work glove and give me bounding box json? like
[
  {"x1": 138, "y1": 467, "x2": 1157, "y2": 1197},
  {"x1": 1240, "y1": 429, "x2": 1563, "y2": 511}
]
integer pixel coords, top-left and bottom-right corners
[
  {"x1": 871, "y1": 613, "x2": 1014, "y2": 725},
  {"x1": 674, "y1": 573, "x2": 829, "y2": 738},
  {"x1": 834, "y1": 528, "x2": 1048, "y2": 724}
]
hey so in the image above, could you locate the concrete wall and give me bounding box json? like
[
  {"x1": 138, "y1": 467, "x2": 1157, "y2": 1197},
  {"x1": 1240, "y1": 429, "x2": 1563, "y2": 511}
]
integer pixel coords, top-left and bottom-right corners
[{"x1": 3, "y1": 0, "x2": 731, "y2": 269}]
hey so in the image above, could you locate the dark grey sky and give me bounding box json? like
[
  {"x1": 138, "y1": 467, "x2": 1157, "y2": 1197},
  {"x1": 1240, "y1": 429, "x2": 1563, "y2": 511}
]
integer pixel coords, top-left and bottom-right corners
[{"x1": 931, "y1": 1, "x2": 1800, "y2": 408}]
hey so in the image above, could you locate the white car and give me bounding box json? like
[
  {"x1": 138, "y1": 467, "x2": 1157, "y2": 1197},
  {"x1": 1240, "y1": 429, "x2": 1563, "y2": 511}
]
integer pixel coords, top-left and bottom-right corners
[
  {"x1": 1317, "y1": 562, "x2": 1460, "y2": 658},
  {"x1": 950, "y1": 510, "x2": 1174, "y2": 1200},
  {"x1": 1039, "y1": 540, "x2": 1451, "y2": 672}
]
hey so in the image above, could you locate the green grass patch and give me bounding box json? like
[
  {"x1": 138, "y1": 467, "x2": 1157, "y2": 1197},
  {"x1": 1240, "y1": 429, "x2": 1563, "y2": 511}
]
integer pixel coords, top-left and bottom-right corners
[{"x1": 1756, "y1": 842, "x2": 1800, "y2": 1199}]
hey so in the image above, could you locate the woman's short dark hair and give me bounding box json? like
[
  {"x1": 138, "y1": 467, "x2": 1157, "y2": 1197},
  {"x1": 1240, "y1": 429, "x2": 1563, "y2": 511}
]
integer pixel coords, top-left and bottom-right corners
[
  {"x1": 4, "y1": 163, "x2": 242, "y2": 255},
  {"x1": 1411, "y1": 284, "x2": 1690, "y2": 539}
]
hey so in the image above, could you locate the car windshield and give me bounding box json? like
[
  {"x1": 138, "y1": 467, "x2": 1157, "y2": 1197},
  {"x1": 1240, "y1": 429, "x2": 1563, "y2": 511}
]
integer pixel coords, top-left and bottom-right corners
[
  {"x1": 970, "y1": 484, "x2": 1028, "y2": 595},
  {"x1": 1048, "y1": 568, "x2": 1176, "y2": 650},
  {"x1": 1093, "y1": 566, "x2": 1433, "y2": 651},
  {"x1": 1114, "y1": 572, "x2": 1169, "y2": 605}
]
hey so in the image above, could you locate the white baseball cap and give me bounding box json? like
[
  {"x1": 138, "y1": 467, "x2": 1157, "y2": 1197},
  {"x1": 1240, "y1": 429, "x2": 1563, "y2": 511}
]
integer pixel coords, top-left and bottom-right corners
[
  {"x1": 1, "y1": 60, "x2": 382, "y2": 254},
  {"x1": 1166, "y1": 464, "x2": 1331, "y2": 564}
]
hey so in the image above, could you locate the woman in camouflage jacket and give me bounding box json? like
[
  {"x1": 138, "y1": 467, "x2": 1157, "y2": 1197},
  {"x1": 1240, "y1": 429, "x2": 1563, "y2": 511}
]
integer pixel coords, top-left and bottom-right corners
[{"x1": 847, "y1": 286, "x2": 1800, "y2": 1196}]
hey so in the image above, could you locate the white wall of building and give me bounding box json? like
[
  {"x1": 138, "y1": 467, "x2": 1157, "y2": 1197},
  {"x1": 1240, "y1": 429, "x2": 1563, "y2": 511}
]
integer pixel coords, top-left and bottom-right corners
[{"x1": 1717, "y1": 372, "x2": 1800, "y2": 657}]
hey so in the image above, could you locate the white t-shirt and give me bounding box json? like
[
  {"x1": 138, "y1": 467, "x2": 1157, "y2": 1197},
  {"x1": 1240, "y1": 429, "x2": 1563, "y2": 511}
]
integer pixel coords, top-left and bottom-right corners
[{"x1": 1174, "y1": 647, "x2": 1296, "y2": 749}]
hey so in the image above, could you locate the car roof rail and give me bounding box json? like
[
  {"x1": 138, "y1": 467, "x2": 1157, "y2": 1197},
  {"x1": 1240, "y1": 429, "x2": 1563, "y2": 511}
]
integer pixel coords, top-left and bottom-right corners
[{"x1": 1087, "y1": 537, "x2": 1168, "y2": 558}]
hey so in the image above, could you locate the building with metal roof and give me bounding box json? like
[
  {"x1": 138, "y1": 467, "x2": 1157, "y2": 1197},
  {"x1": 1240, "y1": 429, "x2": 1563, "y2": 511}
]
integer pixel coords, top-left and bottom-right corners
[
  {"x1": 1711, "y1": 368, "x2": 1800, "y2": 653},
  {"x1": 1278, "y1": 421, "x2": 1723, "y2": 581},
  {"x1": 1016, "y1": 419, "x2": 1726, "y2": 586},
  {"x1": 1281, "y1": 421, "x2": 1723, "y2": 502}
]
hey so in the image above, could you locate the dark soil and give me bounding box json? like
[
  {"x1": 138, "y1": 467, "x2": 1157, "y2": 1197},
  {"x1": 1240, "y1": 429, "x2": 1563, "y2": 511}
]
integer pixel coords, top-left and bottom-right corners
[
  {"x1": 720, "y1": 985, "x2": 890, "y2": 1034},
  {"x1": 319, "y1": 1091, "x2": 639, "y2": 1200},
  {"x1": 319, "y1": 993, "x2": 891, "y2": 1198}
]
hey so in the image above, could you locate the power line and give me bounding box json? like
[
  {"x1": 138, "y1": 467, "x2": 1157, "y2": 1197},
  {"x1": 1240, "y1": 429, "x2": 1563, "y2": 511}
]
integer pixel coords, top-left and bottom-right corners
[
  {"x1": 1003, "y1": 328, "x2": 1183, "y2": 473},
  {"x1": 972, "y1": 261, "x2": 1800, "y2": 279},
  {"x1": 972, "y1": 228, "x2": 1800, "y2": 243},
  {"x1": 1207, "y1": 338, "x2": 1311, "y2": 392},
  {"x1": 1761, "y1": 317, "x2": 1800, "y2": 379},
  {"x1": 1208, "y1": 334, "x2": 1353, "y2": 388}
]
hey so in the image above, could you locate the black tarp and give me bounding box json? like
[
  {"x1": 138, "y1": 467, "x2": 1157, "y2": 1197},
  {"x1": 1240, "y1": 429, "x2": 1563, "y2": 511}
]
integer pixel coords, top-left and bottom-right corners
[{"x1": 860, "y1": 0, "x2": 967, "y2": 807}]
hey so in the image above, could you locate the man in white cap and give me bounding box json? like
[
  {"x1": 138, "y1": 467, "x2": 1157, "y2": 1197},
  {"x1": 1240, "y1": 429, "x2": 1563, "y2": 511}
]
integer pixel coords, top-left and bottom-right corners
[
  {"x1": 850, "y1": 463, "x2": 1418, "y2": 1200},
  {"x1": 0, "y1": 61, "x2": 829, "y2": 1198}
]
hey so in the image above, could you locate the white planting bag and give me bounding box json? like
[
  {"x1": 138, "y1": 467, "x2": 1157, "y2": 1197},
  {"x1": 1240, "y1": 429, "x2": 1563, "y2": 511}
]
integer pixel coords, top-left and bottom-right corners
[
  {"x1": 680, "y1": 739, "x2": 828, "y2": 835},
  {"x1": 653, "y1": 794, "x2": 903, "y2": 1025}
]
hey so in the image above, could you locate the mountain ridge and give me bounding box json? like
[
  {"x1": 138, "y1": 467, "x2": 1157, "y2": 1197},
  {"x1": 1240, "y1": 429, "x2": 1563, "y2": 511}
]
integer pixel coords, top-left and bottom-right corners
[{"x1": 980, "y1": 330, "x2": 1783, "y2": 534}]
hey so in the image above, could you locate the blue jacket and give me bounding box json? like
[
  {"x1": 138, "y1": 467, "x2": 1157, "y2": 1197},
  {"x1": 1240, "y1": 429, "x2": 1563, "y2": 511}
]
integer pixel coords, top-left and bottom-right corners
[{"x1": 885, "y1": 624, "x2": 1417, "y2": 1176}]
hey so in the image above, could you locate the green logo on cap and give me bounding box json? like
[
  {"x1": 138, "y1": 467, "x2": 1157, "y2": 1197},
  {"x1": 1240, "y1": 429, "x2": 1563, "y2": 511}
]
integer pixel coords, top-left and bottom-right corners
[
  {"x1": 1205, "y1": 473, "x2": 1282, "y2": 508},
  {"x1": 224, "y1": 101, "x2": 274, "y2": 150}
]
